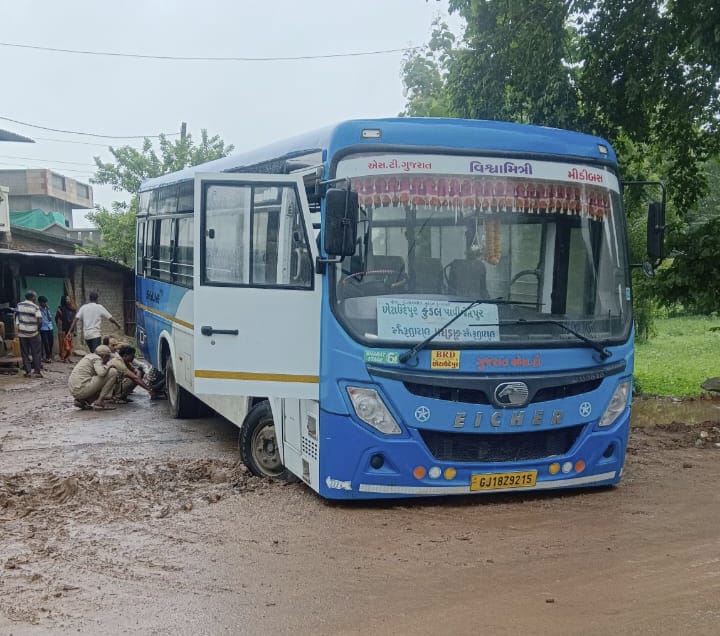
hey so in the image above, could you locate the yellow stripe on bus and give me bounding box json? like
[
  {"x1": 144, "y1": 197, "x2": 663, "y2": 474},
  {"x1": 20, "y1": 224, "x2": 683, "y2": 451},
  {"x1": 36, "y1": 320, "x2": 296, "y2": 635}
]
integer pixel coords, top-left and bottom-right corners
[
  {"x1": 136, "y1": 302, "x2": 193, "y2": 330},
  {"x1": 195, "y1": 370, "x2": 319, "y2": 384}
]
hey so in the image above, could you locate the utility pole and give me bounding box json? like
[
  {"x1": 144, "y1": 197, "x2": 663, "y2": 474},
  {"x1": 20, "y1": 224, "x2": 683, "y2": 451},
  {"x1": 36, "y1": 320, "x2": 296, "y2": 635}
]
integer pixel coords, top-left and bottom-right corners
[{"x1": 180, "y1": 121, "x2": 187, "y2": 144}]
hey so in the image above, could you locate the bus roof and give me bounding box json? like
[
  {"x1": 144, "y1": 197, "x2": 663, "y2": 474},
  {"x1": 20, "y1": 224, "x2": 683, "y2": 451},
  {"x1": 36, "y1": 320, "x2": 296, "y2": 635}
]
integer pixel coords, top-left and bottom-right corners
[{"x1": 140, "y1": 118, "x2": 617, "y2": 191}]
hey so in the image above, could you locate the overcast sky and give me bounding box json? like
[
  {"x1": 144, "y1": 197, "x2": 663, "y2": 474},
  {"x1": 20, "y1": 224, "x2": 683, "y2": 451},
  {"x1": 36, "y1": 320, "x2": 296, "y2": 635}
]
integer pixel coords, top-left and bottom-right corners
[{"x1": 0, "y1": 0, "x2": 461, "y2": 227}]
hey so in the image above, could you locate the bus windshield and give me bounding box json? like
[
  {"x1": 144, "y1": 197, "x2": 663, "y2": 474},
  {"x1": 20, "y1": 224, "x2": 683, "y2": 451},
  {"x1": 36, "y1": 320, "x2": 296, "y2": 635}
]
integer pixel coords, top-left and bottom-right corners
[{"x1": 330, "y1": 155, "x2": 631, "y2": 349}]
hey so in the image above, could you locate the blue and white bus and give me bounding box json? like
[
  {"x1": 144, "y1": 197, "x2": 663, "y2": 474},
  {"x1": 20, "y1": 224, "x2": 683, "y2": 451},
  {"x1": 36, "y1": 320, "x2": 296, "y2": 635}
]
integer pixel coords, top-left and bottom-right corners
[{"x1": 135, "y1": 117, "x2": 664, "y2": 499}]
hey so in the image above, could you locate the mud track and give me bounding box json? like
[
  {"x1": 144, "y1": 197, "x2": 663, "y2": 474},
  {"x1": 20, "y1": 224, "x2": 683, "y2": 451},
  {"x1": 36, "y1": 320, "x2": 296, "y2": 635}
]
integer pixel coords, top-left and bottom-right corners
[{"x1": 1, "y1": 362, "x2": 719, "y2": 635}]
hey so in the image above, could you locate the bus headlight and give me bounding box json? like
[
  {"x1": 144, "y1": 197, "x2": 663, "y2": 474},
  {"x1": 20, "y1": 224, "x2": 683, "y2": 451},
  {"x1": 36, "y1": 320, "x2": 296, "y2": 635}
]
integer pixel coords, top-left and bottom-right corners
[
  {"x1": 598, "y1": 381, "x2": 631, "y2": 427},
  {"x1": 346, "y1": 387, "x2": 401, "y2": 435}
]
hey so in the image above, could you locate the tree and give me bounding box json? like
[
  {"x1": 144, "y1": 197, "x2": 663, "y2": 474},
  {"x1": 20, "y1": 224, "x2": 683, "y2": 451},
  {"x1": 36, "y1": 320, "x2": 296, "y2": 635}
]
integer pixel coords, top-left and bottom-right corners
[
  {"x1": 400, "y1": 18, "x2": 455, "y2": 117},
  {"x1": 655, "y1": 158, "x2": 720, "y2": 313},
  {"x1": 93, "y1": 129, "x2": 234, "y2": 194},
  {"x1": 83, "y1": 128, "x2": 233, "y2": 264},
  {"x1": 575, "y1": 0, "x2": 720, "y2": 212},
  {"x1": 79, "y1": 199, "x2": 138, "y2": 264},
  {"x1": 447, "y1": 0, "x2": 582, "y2": 130}
]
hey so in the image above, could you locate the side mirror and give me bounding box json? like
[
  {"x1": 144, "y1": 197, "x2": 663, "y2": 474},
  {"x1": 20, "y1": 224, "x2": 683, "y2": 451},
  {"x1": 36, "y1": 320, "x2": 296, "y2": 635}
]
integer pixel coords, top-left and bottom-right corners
[
  {"x1": 647, "y1": 200, "x2": 665, "y2": 263},
  {"x1": 324, "y1": 188, "x2": 358, "y2": 257}
]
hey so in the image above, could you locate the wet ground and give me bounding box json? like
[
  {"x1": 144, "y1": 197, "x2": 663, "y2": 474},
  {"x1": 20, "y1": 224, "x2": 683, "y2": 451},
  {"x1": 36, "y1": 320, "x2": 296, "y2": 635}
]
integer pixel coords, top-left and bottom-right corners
[{"x1": 1, "y1": 361, "x2": 719, "y2": 635}]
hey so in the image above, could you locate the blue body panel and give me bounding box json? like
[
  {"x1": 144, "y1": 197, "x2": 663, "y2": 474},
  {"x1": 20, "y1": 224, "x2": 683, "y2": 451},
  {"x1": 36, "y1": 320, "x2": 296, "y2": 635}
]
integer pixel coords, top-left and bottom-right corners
[
  {"x1": 317, "y1": 410, "x2": 628, "y2": 499},
  {"x1": 316, "y1": 302, "x2": 632, "y2": 499},
  {"x1": 135, "y1": 276, "x2": 190, "y2": 367}
]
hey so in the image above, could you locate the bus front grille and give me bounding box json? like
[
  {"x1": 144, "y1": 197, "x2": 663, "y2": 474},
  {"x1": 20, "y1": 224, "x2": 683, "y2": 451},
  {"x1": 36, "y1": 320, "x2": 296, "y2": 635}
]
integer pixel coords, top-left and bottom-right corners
[
  {"x1": 418, "y1": 425, "x2": 585, "y2": 463},
  {"x1": 403, "y1": 379, "x2": 602, "y2": 405}
]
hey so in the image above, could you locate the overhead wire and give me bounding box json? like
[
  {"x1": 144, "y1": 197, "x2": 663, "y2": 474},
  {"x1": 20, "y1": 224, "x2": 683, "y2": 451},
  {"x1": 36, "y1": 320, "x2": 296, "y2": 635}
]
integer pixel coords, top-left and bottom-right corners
[
  {"x1": 33, "y1": 136, "x2": 128, "y2": 148},
  {"x1": 0, "y1": 40, "x2": 419, "y2": 62},
  {"x1": 0, "y1": 115, "x2": 179, "y2": 139},
  {"x1": 0, "y1": 159, "x2": 93, "y2": 176},
  {"x1": 0, "y1": 154, "x2": 97, "y2": 167}
]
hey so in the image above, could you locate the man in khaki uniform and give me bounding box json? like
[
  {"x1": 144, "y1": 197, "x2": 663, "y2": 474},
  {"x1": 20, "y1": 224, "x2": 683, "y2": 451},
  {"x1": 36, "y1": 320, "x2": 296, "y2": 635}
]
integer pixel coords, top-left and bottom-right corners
[{"x1": 68, "y1": 344, "x2": 117, "y2": 410}]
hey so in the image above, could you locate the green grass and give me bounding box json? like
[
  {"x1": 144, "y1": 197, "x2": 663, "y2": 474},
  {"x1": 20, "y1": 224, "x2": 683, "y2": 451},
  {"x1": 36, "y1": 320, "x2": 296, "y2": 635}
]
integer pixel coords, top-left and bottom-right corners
[{"x1": 634, "y1": 316, "x2": 720, "y2": 397}]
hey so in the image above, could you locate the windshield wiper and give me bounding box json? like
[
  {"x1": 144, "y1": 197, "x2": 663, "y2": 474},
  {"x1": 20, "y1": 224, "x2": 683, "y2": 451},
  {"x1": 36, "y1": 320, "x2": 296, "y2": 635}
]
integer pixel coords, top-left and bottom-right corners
[
  {"x1": 399, "y1": 299, "x2": 483, "y2": 363},
  {"x1": 471, "y1": 318, "x2": 610, "y2": 360}
]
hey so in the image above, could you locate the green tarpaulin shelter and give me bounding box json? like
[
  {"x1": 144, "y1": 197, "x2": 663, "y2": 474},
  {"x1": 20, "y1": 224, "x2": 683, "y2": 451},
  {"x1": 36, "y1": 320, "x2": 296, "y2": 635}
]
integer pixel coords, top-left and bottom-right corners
[{"x1": 10, "y1": 209, "x2": 67, "y2": 231}]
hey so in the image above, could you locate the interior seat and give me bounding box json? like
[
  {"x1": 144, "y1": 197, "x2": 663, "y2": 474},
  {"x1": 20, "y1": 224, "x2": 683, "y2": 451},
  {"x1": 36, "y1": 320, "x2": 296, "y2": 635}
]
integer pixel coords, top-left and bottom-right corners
[
  {"x1": 447, "y1": 258, "x2": 489, "y2": 299},
  {"x1": 413, "y1": 257, "x2": 443, "y2": 293}
]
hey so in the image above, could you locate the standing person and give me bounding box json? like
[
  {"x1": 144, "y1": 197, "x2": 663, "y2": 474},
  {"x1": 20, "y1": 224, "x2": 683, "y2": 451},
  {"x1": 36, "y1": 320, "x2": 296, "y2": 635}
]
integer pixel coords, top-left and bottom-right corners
[
  {"x1": 37, "y1": 296, "x2": 54, "y2": 363},
  {"x1": 67, "y1": 291, "x2": 122, "y2": 353},
  {"x1": 68, "y1": 344, "x2": 118, "y2": 410},
  {"x1": 55, "y1": 295, "x2": 77, "y2": 363},
  {"x1": 16, "y1": 290, "x2": 43, "y2": 378}
]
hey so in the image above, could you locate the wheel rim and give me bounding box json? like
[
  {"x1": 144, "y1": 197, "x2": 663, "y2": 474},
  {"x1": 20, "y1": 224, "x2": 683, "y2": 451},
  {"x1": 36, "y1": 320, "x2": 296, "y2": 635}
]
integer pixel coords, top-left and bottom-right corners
[{"x1": 251, "y1": 419, "x2": 283, "y2": 476}]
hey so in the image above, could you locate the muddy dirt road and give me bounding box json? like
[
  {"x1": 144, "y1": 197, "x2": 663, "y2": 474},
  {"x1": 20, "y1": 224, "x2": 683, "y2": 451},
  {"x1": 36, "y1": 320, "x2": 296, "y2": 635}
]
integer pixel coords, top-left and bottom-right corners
[{"x1": 1, "y1": 363, "x2": 719, "y2": 635}]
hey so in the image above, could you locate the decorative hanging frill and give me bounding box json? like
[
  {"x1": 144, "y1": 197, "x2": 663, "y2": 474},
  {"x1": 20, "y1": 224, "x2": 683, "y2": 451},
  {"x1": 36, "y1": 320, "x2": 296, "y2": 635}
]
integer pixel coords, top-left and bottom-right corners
[{"x1": 351, "y1": 175, "x2": 612, "y2": 220}]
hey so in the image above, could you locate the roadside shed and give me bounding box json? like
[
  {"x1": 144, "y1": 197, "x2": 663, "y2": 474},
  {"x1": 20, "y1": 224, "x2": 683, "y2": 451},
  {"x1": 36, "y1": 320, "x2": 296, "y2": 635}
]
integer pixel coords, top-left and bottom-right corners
[{"x1": 0, "y1": 249, "x2": 134, "y2": 347}]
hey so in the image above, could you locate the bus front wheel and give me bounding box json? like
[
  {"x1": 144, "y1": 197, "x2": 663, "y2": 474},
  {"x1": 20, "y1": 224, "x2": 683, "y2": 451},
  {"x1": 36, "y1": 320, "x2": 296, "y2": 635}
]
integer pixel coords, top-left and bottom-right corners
[
  {"x1": 240, "y1": 401, "x2": 292, "y2": 480},
  {"x1": 165, "y1": 358, "x2": 197, "y2": 419}
]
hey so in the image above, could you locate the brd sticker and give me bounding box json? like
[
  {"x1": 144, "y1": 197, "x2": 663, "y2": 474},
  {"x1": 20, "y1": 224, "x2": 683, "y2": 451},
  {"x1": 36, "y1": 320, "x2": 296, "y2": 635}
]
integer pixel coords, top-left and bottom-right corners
[{"x1": 431, "y1": 350, "x2": 460, "y2": 369}]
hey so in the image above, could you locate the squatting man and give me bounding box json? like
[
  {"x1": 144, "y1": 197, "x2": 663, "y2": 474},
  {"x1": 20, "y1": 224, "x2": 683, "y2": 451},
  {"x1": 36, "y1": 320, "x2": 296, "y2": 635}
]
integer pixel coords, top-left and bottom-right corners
[{"x1": 68, "y1": 344, "x2": 150, "y2": 410}]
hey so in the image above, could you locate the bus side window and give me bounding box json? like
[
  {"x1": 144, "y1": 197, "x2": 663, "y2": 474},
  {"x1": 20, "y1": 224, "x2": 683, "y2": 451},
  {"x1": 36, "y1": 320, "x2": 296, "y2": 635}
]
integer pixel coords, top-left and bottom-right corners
[
  {"x1": 174, "y1": 216, "x2": 193, "y2": 287},
  {"x1": 288, "y1": 201, "x2": 312, "y2": 285},
  {"x1": 279, "y1": 187, "x2": 312, "y2": 288},
  {"x1": 136, "y1": 221, "x2": 145, "y2": 275},
  {"x1": 158, "y1": 218, "x2": 175, "y2": 282},
  {"x1": 144, "y1": 219, "x2": 156, "y2": 277},
  {"x1": 204, "y1": 184, "x2": 251, "y2": 285}
]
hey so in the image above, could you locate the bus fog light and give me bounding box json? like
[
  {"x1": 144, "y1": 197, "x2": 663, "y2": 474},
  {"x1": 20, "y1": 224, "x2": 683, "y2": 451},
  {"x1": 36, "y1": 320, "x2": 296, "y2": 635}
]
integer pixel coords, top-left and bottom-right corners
[
  {"x1": 370, "y1": 454, "x2": 384, "y2": 469},
  {"x1": 428, "y1": 466, "x2": 441, "y2": 479},
  {"x1": 599, "y1": 381, "x2": 631, "y2": 427},
  {"x1": 346, "y1": 387, "x2": 401, "y2": 435}
]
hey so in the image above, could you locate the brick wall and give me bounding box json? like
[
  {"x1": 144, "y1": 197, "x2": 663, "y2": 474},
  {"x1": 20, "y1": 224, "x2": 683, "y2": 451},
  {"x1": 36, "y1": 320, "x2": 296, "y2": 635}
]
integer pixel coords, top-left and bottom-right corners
[{"x1": 73, "y1": 265, "x2": 132, "y2": 343}]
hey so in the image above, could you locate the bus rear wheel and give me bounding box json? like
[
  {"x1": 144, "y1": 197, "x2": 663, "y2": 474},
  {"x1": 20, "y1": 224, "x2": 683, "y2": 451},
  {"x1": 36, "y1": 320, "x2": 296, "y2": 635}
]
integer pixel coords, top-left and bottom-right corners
[
  {"x1": 165, "y1": 358, "x2": 197, "y2": 419},
  {"x1": 240, "y1": 401, "x2": 291, "y2": 480}
]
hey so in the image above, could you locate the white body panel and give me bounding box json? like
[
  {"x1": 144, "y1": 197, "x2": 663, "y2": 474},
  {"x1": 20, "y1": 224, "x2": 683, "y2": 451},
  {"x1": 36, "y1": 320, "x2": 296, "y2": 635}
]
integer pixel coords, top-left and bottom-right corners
[{"x1": 192, "y1": 173, "x2": 321, "y2": 400}]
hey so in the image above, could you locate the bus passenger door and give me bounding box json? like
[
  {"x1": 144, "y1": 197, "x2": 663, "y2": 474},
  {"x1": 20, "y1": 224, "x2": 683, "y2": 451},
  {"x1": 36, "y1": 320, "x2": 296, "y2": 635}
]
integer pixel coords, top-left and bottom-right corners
[{"x1": 193, "y1": 173, "x2": 320, "y2": 401}]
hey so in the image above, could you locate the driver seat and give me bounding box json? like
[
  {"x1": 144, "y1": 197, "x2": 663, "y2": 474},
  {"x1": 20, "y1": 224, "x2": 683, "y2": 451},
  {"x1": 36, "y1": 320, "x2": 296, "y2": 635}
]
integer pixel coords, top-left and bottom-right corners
[
  {"x1": 368, "y1": 254, "x2": 406, "y2": 275},
  {"x1": 447, "y1": 259, "x2": 489, "y2": 299},
  {"x1": 413, "y1": 257, "x2": 443, "y2": 293}
]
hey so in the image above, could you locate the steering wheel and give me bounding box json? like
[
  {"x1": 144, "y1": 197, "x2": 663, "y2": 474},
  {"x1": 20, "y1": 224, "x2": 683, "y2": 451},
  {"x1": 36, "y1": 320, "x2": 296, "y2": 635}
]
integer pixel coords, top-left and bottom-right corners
[
  {"x1": 341, "y1": 269, "x2": 409, "y2": 293},
  {"x1": 510, "y1": 268, "x2": 541, "y2": 287}
]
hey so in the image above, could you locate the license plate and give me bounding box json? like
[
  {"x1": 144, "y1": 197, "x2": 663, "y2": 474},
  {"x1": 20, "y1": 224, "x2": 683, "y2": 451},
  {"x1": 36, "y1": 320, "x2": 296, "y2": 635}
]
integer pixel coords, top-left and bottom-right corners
[{"x1": 470, "y1": 470, "x2": 537, "y2": 491}]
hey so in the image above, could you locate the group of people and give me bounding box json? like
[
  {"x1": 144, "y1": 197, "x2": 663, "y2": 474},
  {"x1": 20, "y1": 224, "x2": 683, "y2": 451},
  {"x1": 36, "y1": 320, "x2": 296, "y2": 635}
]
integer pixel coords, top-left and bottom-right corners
[
  {"x1": 15, "y1": 289, "x2": 164, "y2": 411},
  {"x1": 68, "y1": 336, "x2": 163, "y2": 411},
  {"x1": 16, "y1": 289, "x2": 122, "y2": 376}
]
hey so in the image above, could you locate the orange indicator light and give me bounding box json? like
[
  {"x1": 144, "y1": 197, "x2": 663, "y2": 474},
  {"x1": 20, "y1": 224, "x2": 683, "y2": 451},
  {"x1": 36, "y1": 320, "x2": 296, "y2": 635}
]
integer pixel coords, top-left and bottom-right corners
[
  {"x1": 413, "y1": 466, "x2": 426, "y2": 479},
  {"x1": 549, "y1": 462, "x2": 561, "y2": 475},
  {"x1": 575, "y1": 460, "x2": 586, "y2": 473},
  {"x1": 444, "y1": 467, "x2": 457, "y2": 480}
]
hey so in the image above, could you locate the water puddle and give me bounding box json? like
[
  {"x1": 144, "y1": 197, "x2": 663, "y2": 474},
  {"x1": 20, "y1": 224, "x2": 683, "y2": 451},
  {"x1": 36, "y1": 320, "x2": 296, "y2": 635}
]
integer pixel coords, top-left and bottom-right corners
[{"x1": 632, "y1": 395, "x2": 720, "y2": 427}]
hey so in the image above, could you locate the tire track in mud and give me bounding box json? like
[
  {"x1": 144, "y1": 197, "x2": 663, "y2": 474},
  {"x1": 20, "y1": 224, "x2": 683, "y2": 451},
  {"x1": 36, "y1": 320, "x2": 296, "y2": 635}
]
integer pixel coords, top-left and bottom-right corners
[
  {"x1": 0, "y1": 457, "x2": 277, "y2": 627},
  {"x1": 0, "y1": 457, "x2": 268, "y2": 522}
]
